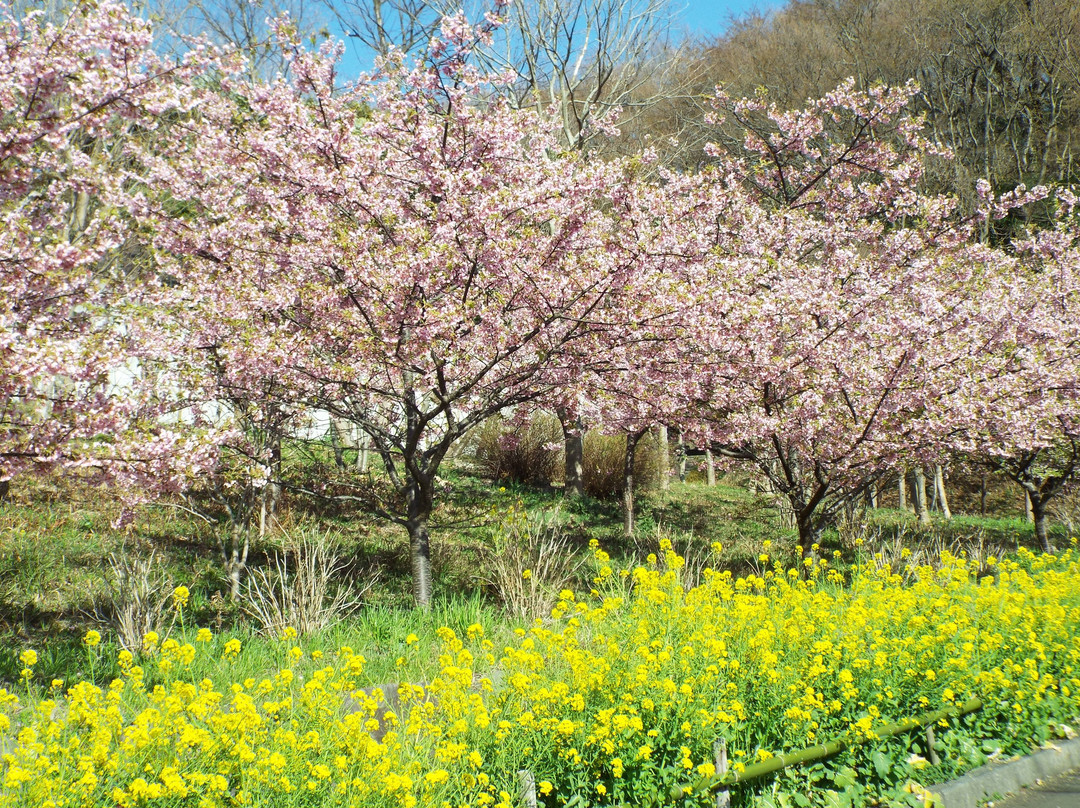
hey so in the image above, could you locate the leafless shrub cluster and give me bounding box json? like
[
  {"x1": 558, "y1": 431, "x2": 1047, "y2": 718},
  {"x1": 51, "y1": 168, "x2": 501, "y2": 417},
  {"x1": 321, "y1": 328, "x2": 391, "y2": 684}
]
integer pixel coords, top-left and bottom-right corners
[
  {"x1": 634, "y1": 524, "x2": 717, "y2": 591},
  {"x1": 839, "y1": 518, "x2": 1012, "y2": 583},
  {"x1": 1048, "y1": 488, "x2": 1080, "y2": 537},
  {"x1": 483, "y1": 508, "x2": 585, "y2": 621},
  {"x1": 242, "y1": 528, "x2": 372, "y2": 636},
  {"x1": 106, "y1": 548, "x2": 175, "y2": 652},
  {"x1": 582, "y1": 432, "x2": 659, "y2": 501},
  {"x1": 474, "y1": 414, "x2": 562, "y2": 486}
]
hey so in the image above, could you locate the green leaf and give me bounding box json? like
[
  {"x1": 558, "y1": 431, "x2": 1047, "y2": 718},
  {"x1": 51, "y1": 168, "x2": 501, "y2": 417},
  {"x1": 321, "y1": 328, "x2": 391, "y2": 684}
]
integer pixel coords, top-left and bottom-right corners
[
  {"x1": 832, "y1": 770, "x2": 856, "y2": 789},
  {"x1": 873, "y1": 750, "x2": 893, "y2": 780},
  {"x1": 822, "y1": 789, "x2": 851, "y2": 808}
]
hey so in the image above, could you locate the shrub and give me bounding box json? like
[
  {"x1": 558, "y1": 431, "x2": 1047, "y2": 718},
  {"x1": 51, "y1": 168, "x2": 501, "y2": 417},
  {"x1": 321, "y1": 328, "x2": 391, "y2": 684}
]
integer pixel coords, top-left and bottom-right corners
[
  {"x1": 241, "y1": 527, "x2": 372, "y2": 636},
  {"x1": 481, "y1": 506, "x2": 585, "y2": 620},
  {"x1": 582, "y1": 431, "x2": 659, "y2": 500},
  {"x1": 474, "y1": 413, "x2": 562, "y2": 486},
  {"x1": 106, "y1": 547, "x2": 175, "y2": 652}
]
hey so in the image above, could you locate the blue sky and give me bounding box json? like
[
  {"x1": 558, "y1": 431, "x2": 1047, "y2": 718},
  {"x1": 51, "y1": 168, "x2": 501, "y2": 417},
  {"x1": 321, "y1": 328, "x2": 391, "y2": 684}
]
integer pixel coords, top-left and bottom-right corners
[
  {"x1": 331, "y1": 0, "x2": 786, "y2": 79},
  {"x1": 672, "y1": 0, "x2": 783, "y2": 40}
]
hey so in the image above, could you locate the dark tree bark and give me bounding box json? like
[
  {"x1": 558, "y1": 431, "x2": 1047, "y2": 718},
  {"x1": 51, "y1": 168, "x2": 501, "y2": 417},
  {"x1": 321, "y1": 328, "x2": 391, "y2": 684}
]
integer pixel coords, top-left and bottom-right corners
[
  {"x1": 558, "y1": 409, "x2": 585, "y2": 499},
  {"x1": 622, "y1": 428, "x2": 649, "y2": 539},
  {"x1": 1029, "y1": 493, "x2": 1055, "y2": 554}
]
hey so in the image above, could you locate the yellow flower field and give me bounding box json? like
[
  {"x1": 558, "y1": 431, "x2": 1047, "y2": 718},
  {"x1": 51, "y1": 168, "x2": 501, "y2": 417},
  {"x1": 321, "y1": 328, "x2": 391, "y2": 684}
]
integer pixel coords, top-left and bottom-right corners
[{"x1": 2, "y1": 542, "x2": 1079, "y2": 807}]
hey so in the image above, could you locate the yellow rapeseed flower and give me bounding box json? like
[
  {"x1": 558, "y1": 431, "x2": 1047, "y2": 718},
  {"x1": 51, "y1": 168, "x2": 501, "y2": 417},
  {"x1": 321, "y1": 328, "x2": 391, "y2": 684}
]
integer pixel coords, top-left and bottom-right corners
[{"x1": 172, "y1": 585, "x2": 190, "y2": 610}]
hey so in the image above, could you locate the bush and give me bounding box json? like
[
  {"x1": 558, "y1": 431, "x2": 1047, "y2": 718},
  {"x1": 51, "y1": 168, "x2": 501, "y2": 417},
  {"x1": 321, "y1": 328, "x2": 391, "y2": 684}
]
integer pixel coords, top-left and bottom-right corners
[
  {"x1": 241, "y1": 527, "x2": 372, "y2": 636},
  {"x1": 106, "y1": 547, "x2": 176, "y2": 652},
  {"x1": 474, "y1": 413, "x2": 562, "y2": 486},
  {"x1": 481, "y1": 506, "x2": 585, "y2": 620},
  {"x1": 582, "y1": 431, "x2": 659, "y2": 500}
]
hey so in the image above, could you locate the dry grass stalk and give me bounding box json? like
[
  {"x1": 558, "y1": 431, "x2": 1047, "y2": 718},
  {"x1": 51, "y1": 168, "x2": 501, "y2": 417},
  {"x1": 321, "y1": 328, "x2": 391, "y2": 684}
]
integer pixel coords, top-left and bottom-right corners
[
  {"x1": 484, "y1": 509, "x2": 585, "y2": 621},
  {"x1": 839, "y1": 517, "x2": 1012, "y2": 582},
  {"x1": 242, "y1": 527, "x2": 372, "y2": 636},
  {"x1": 106, "y1": 548, "x2": 174, "y2": 652}
]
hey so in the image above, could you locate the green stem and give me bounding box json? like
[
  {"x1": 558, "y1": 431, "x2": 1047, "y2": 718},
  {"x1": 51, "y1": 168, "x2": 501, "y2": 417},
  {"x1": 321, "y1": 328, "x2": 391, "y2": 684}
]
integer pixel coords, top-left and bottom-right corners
[{"x1": 670, "y1": 698, "x2": 983, "y2": 802}]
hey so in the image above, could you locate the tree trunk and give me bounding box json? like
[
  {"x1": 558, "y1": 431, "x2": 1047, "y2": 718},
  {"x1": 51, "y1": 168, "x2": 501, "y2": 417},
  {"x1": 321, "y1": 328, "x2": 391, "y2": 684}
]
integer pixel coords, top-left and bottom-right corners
[
  {"x1": 357, "y1": 442, "x2": 369, "y2": 472},
  {"x1": 898, "y1": 469, "x2": 908, "y2": 511},
  {"x1": 622, "y1": 429, "x2": 647, "y2": 539},
  {"x1": 656, "y1": 425, "x2": 669, "y2": 491},
  {"x1": 913, "y1": 467, "x2": 931, "y2": 527},
  {"x1": 980, "y1": 472, "x2": 987, "y2": 516},
  {"x1": 1024, "y1": 490, "x2": 1034, "y2": 523},
  {"x1": 867, "y1": 483, "x2": 878, "y2": 509},
  {"x1": 675, "y1": 430, "x2": 687, "y2": 482},
  {"x1": 1030, "y1": 495, "x2": 1055, "y2": 554},
  {"x1": 226, "y1": 528, "x2": 250, "y2": 602},
  {"x1": 405, "y1": 481, "x2": 434, "y2": 608},
  {"x1": 407, "y1": 519, "x2": 433, "y2": 608},
  {"x1": 330, "y1": 417, "x2": 349, "y2": 469},
  {"x1": 0, "y1": 479, "x2": 8, "y2": 501},
  {"x1": 258, "y1": 483, "x2": 271, "y2": 541},
  {"x1": 795, "y1": 509, "x2": 824, "y2": 554},
  {"x1": 560, "y1": 412, "x2": 584, "y2": 499},
  {"x1": 705, "y1": 449, "x2": 716, "y2": 486},
  {"x1": 934, "y1": 465, "x2": 952, "y2": 519},
  {"x1": 265, "y1": 437, "x2": 282, "y2": 519}
]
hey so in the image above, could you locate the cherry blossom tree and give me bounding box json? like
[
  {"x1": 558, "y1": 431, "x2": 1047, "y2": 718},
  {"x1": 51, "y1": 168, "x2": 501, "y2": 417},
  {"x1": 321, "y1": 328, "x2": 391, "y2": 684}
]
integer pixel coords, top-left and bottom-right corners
[
  {"x1": 0, "y1": 2, "x2": 283, "y2": 597},
  {"x1": 654, "y1": 81, "x2": 995, "y2": 550},
  {"x1": 0, "y1": 1, "x2": 220, "y2": 498},
  {"x1": 143, "y1": 16, "x2": 656, "y2": 606},
  {"x1": 945, "y1": 188, "x2": 1080, "y2": 552}
]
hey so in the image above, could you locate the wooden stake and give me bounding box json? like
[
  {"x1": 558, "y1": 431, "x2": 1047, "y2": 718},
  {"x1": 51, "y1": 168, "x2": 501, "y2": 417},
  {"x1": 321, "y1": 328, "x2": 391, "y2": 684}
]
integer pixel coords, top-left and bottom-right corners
[
  {"x1": 714, "y1": 738, "x2": 731, "y2": 808},
  {"x1": 925, "y1": 725, "x2": 940, "y2": 766},
  {"x1": 517, "y1": 770, "x2": 537, "y2": 808}
]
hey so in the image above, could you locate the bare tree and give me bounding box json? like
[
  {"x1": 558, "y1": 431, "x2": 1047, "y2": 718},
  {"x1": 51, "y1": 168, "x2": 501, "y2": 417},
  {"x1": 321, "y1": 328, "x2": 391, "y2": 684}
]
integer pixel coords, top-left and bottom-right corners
[
  {"x1": 324, "y1": 0, "x2": 448, "y2": 60},
  {"x1": 320, "y1": 0, "x2": 691, "y2": 152},
  {"x1": 145, "y1": 0, "x2": 329, "y2": 78},
  {"x1": 486, "y1": 0, "x2": 686, "y2": 152},
  {"x1": 684, "y1": 0, "x2": 1080, "y2": 203}
]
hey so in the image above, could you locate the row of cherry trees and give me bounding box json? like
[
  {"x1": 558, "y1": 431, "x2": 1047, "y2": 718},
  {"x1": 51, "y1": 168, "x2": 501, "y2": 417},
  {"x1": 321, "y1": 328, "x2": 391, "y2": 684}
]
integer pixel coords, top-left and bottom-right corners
[{"x1": 2, "y1": 2, "x2": 1078, "y2": 605}]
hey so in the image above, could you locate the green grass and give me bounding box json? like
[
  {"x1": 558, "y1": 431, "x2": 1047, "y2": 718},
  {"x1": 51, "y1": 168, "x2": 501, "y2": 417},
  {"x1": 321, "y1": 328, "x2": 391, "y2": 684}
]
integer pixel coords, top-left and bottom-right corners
[{"x1": 0, "y1": 455, "x2": 1068, "y2": 693}]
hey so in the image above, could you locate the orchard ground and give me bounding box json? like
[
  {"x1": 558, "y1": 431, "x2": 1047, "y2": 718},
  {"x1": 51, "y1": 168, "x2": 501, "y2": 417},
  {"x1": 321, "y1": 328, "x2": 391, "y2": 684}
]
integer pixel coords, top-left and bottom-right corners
[
  {"x1": 0, "y1": 453, "x2": 1062, "y2": 687},
  {"x1": 0, "y1": 450, "x2": 1066, "y2": 689}
]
